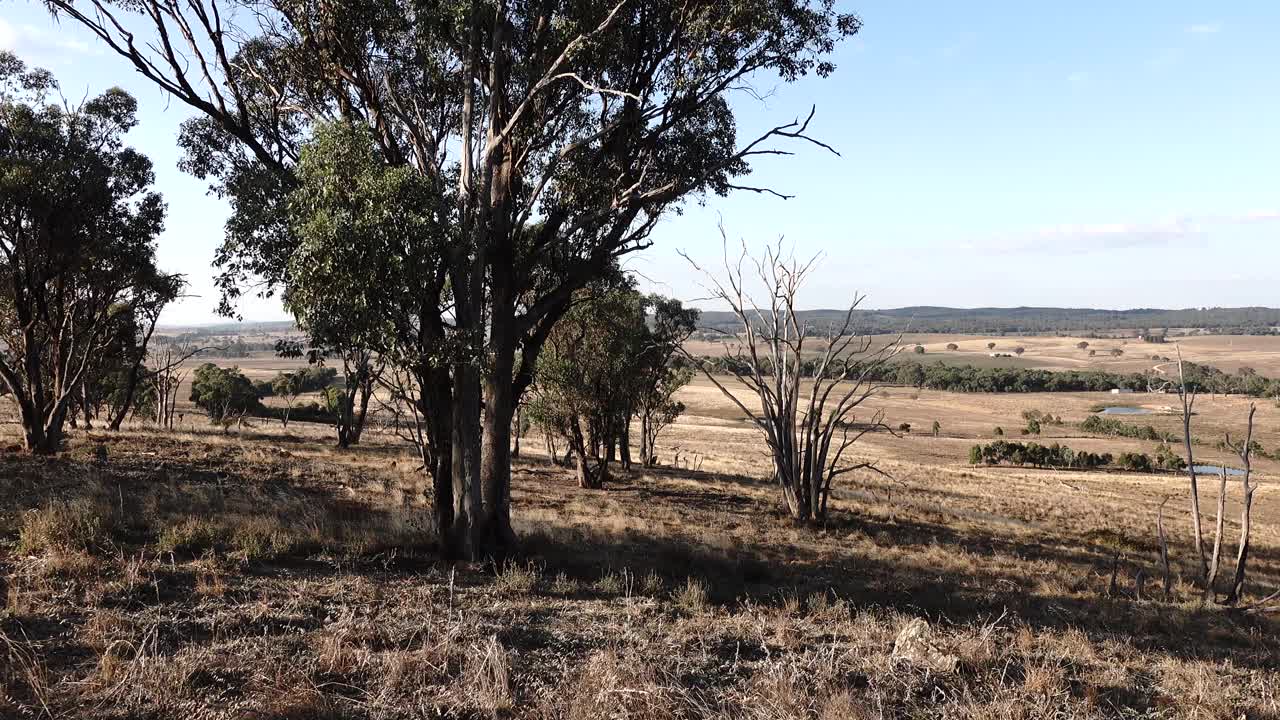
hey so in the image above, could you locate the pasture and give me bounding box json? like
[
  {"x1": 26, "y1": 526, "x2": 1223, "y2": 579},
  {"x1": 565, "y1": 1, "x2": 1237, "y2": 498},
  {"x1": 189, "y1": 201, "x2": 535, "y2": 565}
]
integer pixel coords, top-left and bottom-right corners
[{"x1": 2, "y1": 332, "x2": 1279, "y2": 718}]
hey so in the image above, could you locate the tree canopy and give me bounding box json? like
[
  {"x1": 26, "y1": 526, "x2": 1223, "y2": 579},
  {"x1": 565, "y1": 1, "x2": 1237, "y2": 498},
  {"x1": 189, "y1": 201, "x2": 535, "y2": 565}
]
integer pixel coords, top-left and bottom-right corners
[{"x1": 0, "y1": 52, "x2": 180, "y2": 452}]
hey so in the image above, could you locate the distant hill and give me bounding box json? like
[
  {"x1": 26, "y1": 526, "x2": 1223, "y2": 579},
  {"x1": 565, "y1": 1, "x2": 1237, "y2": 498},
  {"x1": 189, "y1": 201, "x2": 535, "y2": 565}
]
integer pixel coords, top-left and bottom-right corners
[
  {"x1": 157, "y1": 320, "x2": 298, "y2": 336},
  {"x1": 694, "y1": 306, "x2": 1280, "y2": 335}
]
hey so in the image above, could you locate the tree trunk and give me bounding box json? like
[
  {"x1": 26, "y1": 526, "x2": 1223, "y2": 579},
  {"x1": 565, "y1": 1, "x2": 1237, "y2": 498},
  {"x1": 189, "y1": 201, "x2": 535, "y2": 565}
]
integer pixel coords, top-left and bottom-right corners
[
  {"x1": 1226, "y1": 478, "x2": 1255, "y2": 604},
  {"x1": 422, "y1": 365, "x2": 455, "y2": 552},
  {"x1": 569, "y1": 417, "x2": 601, "y2": 489},
  {"x1": 511, "y1": 405, "x2": 522, "y2": 459},
  {"x1": 80, "y1": 384, "x2": 94, "y2": 429},
  {"x1": 480, "y1": 353, "x2": 517, "y2": 554},
  {"x1": 619, "y1": 421, "x2": 632, "y2": 470},
  {"x1": 1225, "y1": 405, "x2": 1257, "y2": 605},
  {"x1": 1205, "y1": 468, "x2": 1228, "y2": 600}
]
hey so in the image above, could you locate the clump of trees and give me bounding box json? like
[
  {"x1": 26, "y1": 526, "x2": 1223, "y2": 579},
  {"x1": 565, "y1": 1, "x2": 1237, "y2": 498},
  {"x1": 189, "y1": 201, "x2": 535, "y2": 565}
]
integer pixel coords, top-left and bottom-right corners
[
  {"x1": 969, "y1": 441, "x2": 1111, "y2": 469},
  {"x1": 189, "y1": 364, "x2": 264, "y2": 430},
  {"x1": 527, "y1": 282, "x2": 697, "y2": 488},
  {"x1": 1079, "y1": 415, "x2": 1177, "y2": 443},
  {"x1": 0, "y1": 54, "x2": 182, "y2": 453}
]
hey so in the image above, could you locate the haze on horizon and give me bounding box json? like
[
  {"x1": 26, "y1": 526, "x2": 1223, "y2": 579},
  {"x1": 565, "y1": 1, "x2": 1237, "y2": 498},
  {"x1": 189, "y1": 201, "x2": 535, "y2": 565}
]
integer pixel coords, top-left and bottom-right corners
[{"x1": 2, "y1": 0, "x2": 1275, "y2": 324}]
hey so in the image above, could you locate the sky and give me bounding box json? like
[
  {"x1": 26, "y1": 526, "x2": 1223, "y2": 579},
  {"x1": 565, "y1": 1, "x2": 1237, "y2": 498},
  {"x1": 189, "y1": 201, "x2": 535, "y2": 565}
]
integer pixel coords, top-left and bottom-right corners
[{"x1": 2, "y1": 1, "x2": 1277, "y2": 324}]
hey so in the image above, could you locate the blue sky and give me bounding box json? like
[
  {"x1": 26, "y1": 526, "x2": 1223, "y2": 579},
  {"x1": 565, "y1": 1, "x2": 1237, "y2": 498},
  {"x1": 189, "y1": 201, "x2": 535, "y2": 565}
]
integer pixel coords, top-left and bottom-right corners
[{"x1": 3, "y1": 1, "x2": 1277, "y2": 324}]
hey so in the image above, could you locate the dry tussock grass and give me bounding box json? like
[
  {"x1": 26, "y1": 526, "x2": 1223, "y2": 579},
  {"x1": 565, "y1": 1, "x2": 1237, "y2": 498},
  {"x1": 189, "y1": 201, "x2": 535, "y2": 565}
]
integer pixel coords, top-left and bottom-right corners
[{"x1": 0, "y1": 422, "x2": 1278, "y2": 718}]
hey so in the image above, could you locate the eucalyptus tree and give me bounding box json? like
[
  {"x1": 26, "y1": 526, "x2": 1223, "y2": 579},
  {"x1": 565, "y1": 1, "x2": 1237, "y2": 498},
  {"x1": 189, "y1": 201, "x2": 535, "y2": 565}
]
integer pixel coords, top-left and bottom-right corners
[
  {"x1": 0, "y1": 53, "x2": 178, "y2": 453},
  {"x1": 50, "y1": 0, "x2": 860, "y2": 558},
  {"x1": 527, "y1": 281, "x2": 648, "y2": 489},
  {"x1": 635, "y1": 296, "x2": 699, "y2": 467}
]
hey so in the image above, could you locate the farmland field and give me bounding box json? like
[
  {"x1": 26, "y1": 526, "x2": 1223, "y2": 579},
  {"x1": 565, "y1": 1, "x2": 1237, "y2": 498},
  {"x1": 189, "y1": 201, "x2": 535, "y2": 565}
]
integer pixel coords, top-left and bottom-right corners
[{"x1": 2, "y1": 332, "x2": 1280, "y2": 717}]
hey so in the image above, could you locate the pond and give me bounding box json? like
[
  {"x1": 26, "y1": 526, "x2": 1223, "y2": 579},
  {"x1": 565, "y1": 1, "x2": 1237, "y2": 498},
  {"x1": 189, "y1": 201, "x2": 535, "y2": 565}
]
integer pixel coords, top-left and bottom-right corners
[
  {"x1": 1100, "y1": 406, "x2": 1153, "y2": 415},
  {"x1": 1192, "y1": 465, "x2": 1246, "y2": 476}
]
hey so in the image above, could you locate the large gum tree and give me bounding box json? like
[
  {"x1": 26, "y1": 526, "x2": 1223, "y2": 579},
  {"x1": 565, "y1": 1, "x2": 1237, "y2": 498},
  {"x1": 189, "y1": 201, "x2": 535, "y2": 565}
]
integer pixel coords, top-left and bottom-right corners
[
  {"x1": 49, "y1": 0, "x2": 860, "y2": 559},
  {"x1": 0, "y1": 53, "x2": 178, "y2": 454}
]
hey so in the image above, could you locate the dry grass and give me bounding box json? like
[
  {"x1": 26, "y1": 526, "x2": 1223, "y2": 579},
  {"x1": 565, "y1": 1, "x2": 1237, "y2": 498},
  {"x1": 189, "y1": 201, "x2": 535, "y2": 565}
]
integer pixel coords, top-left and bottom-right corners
[{"x1": 1, "y1": 393, "x2": 1279, "y2": 718}]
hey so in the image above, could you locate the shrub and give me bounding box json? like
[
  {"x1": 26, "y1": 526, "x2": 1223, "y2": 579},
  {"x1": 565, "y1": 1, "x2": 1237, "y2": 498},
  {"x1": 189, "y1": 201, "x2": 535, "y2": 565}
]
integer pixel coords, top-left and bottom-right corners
[
  {"x1": 913, "y1": 345, "x2": 926, "y2": 354},
  {"x1": 1154, "y1": 443, "x2": 1187, "y2": 471},
  {"x1": 18, "y1": 499, "x2": 113, "y2": 554},
  {"x1": 1116, "y1": 452, "x2": 1153, "y2": 472},
  {"x1": 674, "y1": 577, "x2": 709, "y2": 613},
  {"x1": 493, "y1": 560, "x2": 541, "y2": 596},
  {"x1": 945, "y1": 343, "x2": 959, "y2": 351},
  {"x1": 157, "y1": 518, "x2": 229, "y2": 555}
]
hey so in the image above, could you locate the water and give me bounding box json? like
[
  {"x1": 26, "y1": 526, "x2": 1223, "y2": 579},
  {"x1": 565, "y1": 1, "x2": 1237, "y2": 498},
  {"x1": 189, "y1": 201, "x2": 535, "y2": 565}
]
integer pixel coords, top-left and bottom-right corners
[
  {"x1": 1192, "y1": 465, "x2": 1246, "y2": 476},
  {"x1": 1100, "y1": 406, "x2": 1153, "y2": 415}
]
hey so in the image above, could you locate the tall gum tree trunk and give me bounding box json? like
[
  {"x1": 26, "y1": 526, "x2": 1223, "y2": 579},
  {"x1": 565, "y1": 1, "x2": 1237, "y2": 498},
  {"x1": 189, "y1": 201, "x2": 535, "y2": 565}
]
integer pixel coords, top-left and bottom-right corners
[
  {"x1": 422, "y1": 364, "x2": 455, "y2": 551},
  {"x1": 480, "y1": 294, "x2": 518, "y2": 553}
]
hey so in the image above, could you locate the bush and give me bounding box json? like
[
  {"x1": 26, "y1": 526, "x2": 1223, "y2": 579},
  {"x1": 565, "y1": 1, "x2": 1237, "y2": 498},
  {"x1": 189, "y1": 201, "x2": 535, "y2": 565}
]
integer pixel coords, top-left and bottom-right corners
[
  {"x1": 18, "y1": 499, "x2": 113, "y2": 554},
  {"x1": 1116, "y1": 452, "x2": 1153, "y2": 472},
  {"x1": 1154, "y1": 443, "x2": 1187, "y2": 471}
]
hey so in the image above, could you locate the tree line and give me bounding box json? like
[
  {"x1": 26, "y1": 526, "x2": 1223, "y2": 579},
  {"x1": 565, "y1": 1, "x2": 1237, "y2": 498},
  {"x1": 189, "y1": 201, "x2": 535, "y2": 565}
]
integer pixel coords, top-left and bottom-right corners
[
  {"x1": 968, "y1": 440, "x2": 1186, "y2": 472},
  {"x1": 697, "y1": 306, "x2": 1280, "y2": 335},
  {"x1": 692, "y1": 355, "x2": 1280, "y2": 398}
]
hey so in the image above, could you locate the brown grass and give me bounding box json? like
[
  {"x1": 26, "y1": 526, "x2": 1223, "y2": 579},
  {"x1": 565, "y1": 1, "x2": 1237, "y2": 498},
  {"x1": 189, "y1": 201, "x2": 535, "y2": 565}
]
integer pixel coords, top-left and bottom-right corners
[{"x1": 1, "y1": 391, "x2": 1279, "y2": 717}]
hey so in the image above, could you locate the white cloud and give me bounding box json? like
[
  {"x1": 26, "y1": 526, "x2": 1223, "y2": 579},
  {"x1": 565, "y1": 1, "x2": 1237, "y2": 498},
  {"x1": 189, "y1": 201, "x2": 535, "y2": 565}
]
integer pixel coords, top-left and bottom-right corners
[
  {"x1": 973, "y1": 211, "x2": 1280, "y2": 256},
  {"x1": 0, "y1": 19, "x2": 99, "y2": 58},
  {"x1": 0, "y1": 18, "x2": 18, "y2": 51},
  {"x1": 1186, "y1": 22, "x2": 1222, "y2": 34}
]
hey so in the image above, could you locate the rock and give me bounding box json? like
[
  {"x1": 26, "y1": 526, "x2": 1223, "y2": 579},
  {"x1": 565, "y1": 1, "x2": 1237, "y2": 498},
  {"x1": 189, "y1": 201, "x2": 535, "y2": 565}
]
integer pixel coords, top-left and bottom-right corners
[{"x1": 891, "y1": 618, "x2": 959, "y2": 673}]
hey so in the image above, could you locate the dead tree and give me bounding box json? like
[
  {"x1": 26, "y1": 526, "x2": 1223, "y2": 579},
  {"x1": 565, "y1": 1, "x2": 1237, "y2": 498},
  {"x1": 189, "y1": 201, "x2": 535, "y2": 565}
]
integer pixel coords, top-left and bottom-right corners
[
  {"x1": 1173, "y1": 344, "x2": 1209, "y2": 584},
  {"x1": 1223, "y1": 404, "x2": 1257, "y2": 605},
  {"x1": 1157, "y1": 496, "x2": 1173, "y2": 601},
  {"x1": 147, "y1": 342, "x2": 209, "y2": 430},
  {"x1": 1206, "y1": 466, "x2": 1229, "y2": 600},
  {"x1": 683, "y1": 232, "x2": 898, "y2": 524}
]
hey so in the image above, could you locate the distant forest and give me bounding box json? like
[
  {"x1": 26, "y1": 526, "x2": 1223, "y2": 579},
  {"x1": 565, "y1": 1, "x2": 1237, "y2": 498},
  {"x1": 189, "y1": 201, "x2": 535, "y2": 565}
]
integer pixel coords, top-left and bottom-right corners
[{"x1": 695, "y1": 306, "x2": 1280, "y2": 335}]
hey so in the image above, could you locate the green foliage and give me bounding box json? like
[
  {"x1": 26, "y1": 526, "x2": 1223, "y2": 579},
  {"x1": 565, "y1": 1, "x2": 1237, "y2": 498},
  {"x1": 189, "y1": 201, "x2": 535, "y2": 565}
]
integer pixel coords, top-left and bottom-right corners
[
  {"x1": 1154, "y1": 444, "x2": 1187, "y2": 471},
  {"x1": 1115, "y1": 452, "x2": 1152, "y2": 472},
  {"x1": 970, "y1": 441, "x2": 1111, "y2": 470},
  {"x1": 913, "y1": 345, "x2": 926, "y2": 354},
  {"x1": 1079, "y1": 415, "x2": 1176, "y2": 443},
  {"x1": 528, "y1": 283, "x2": 648, "y2": 461},
  {"x1": 0, "y1": 52, "x2": 177, "y2": 450},
  {"x1": 189, "y1": 364, "x2": 264, "y2": 422}
]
